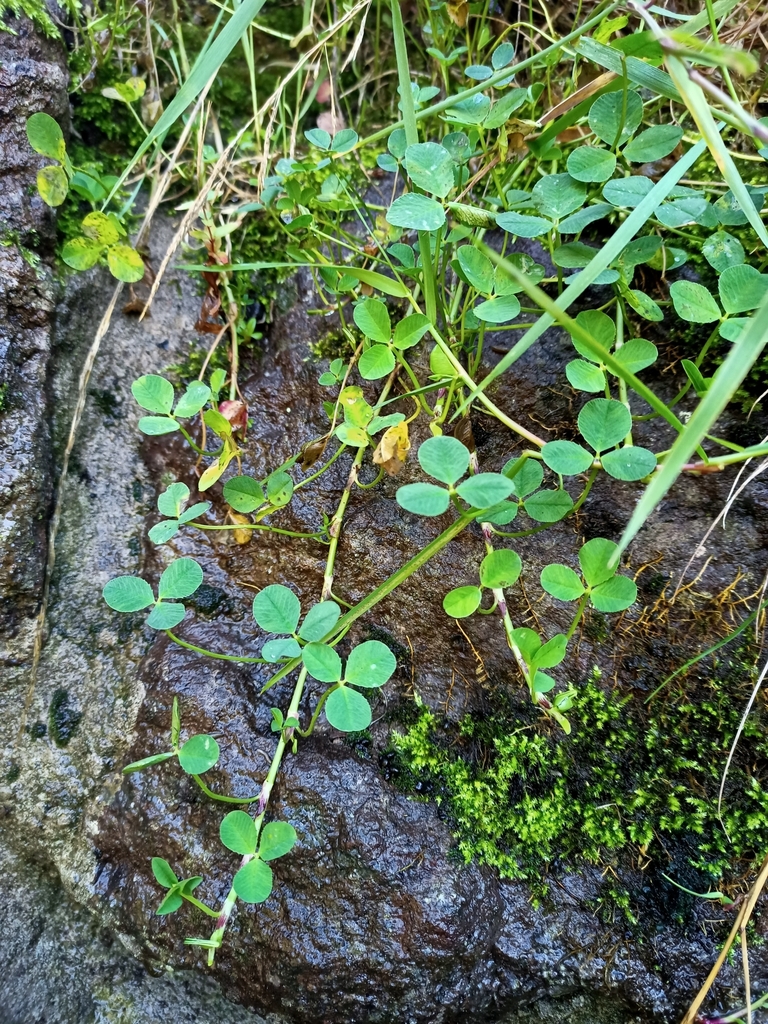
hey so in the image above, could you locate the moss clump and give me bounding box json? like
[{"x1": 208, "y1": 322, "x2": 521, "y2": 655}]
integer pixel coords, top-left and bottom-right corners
[
  {"x1": 0, "y1": 0, "x2": 57, "y2": 36},
  {"x1": 390, "y1": 656, "x2": 768, "y2": 890}
]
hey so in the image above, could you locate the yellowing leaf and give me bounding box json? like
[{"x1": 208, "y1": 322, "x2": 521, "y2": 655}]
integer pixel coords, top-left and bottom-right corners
[
  {"x1": 373, "y1": 422, "x2": 411, "y2": 476},
  {"x1": 230, "y1": 512, "x2": 252, "y2": 545}
]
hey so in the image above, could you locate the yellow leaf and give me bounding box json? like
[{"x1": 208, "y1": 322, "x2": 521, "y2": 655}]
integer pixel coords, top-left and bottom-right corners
[
  {"x1": 373, "y1": 422, "x2": 410, "y2": 476},
  {"x1": 230, "y1": 512, "x2": 252, "y2": 545}
]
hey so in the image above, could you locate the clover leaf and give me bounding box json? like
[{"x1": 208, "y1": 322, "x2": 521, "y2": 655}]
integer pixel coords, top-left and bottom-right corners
[
  {"x1": 540, "y1": 537, "x2": 637, "y2": 612},
  {"x1": 103, "y1": 557, "x2": 203, "y2": 630}
]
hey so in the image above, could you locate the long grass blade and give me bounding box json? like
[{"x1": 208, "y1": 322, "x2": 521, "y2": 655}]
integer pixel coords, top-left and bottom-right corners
[{"x1": 613, "y1": 292, "x2": 768, "y2": 563}]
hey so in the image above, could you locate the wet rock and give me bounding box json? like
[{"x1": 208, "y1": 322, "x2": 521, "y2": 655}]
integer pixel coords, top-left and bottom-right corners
[{"x1": 0, "y1": 13, "x2": 68, "y2": 652}]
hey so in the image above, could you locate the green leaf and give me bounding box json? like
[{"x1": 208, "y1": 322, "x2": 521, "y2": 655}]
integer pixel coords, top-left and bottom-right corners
[
  {"x1": 702, "y1": 230, "x2": 745, "y2": 272},
  {"x1": 532, "y1": 633, "x2": 568, "y2": 669},
  {"x1": 510, "y1": 627, "x2": 541, "y2": 662},
  {"x1": 482, "y1": 501, "x2": 518, "y2": 525},
  {"x1": 495, "y1": 211, "x2": 553, "y2": 238},
  {"x1": 262, "y1": 638, "x2": 302, "y2": 662},
  {"x1": 148, "y1": 520, "x2": 180, "y2": 545},
  {"x1": 156, "y1": 890, "x2": 183, "y2": 915},
  {"x1": 404, "y1": 142, "x2": 455, "y2": 198},
  {"x1": 532, "y1": 173, "x2": 586, "y2": 220},
  {"x1": 146, "y1": 602, "x2": 186, "y2": 630},
  {"x1": 353, "y1": 298, "x2": 391, "y2": 342},
  {"x1": 157, "y1": 557, "x2": 203, "y2": 600},
  {"x1": 443, "y1": 92, "x2": 491, "y2": 125},
  {"x1": 719, "y1": 318, "x2": 750, "y2": 342},
  {"x1": 107, "y1": 244, "x2": 145, "y2": 283},
  {"x1": 325, "y1": 685, "x2": 372, "y2": 731},
  {"x1": 456, "y1": 473, "x2": 515, "y2": 508},
  {"x1": 345, "y1": 639, "x2": 397, "y2": 688},
  {"x1": 718, "y1": 264, "x2": 768, "y2": 314},
  {"x1": 302, "y1": 642, "x2": 342, "y2": 682},
  {"x1": 177, "y1": 500, "x2": 208, "y2": 523},
  {"x1": 203, "y1": 409, "x2": 232, "y2": 438},
  {"x1": 103, "y1": 576, "x2": 154, "y2": 612},
  {"x1": 623, "y1": 288, "x2": 664, "y2": 323},
  {"x1": 223, "y1": 475, "x2": 265, "y2": 513},
  {"x1": 418, "y1": 435, "x2": 469, "y2": 485},
  {"x1": 266, "y1": 471, "x2": 293, "y2": 507},
  {"x1": 178, "y1": 734, "x2": 220, "y2": 774},
  {"x1": 396, "y1": 482, "x2": 449, "y2": 516},
  {"x1": 37, "y1": 165, "x2": 69, "y2": 207},
  {"x1": 611, "y1": 339, "x2": 657, "y2": 373},
  {"x1": 157, "y1": 482, "x2": 190, "y2": 518},
  {"x1": 669, "y1": 280, "x2": 721, "y2": 323},
  {"x1": 622, "y1": 124, "x2": 682, "y2": 163},
  {"x1": 457, "y1": 245, "x2": 495, "y2": 293},
  {"x1": 566, "y1": 146, "x2": 616, "y2": 183},
  {"x1": 479, "y1": 549, "x2": 522, "y2": 588},
  {"x1": 523, "y1": 489, "x2": 573, "y2": 522},
  {"x1": 253, "y1": 584, "x2": 301, "y2": 634},
  {"x1": 259, "y1": 821, "x2": 297, "y2": 861},
  {"x1": 566, "y1": 359, "x2": 605, "y2": 392},
  {"x1": 579, "y1": 537, "x2": 618, "y2": 587},
  {"x1": 123, "y1": 751, "x2": 175, "y2": 774},
  {"x1": 553, "y1": 242, "x2": 599, "y2": 269},
  {"x1": 474, "y1": 295, "x2": 521, "y2": 324},
  {"x1": 443, "y1": 586, "x2": 482, "y2": 618},
  {"x1": 305, "y1": 127, "x2": 331, "y2": 149},
  {"x1": 359, "y1": 344, "x2": 396, "y2": 380},
  {"x1": 541, "y1": 564, "x2": 585, "y2": 601},
  {"x1": 386, "y1": 193, "x2": 446, "y2": 232},
  {"x1": 335, "y1": 424, "x2": 370, "y2": 447},
  {"x1": 331, "y1": 128, "x2": 358, "y2": 152},
  {"x1": 533, "y1": 671, "x2": 557, "y2": 694},
  {"x1": 132, "y1": 375, "x2": 175, "y2": 414},
  {"x1": 139, "y1": 416, "x2": 180, "y2": 435},
  {"x1": 590, "y1": 574, "x2": 637, "y2": 612},
  {"x1": 601, "y1": 446, "x2": 657, "y2": 481},
  {"x1": 367, "y1": 413, "x2": 404, "y2": 434},
  {"x1": 618, "y1": 235, "x2": 662, "y2": 270},
  {"x1": 220, "y1": 810, "x2": 258, "y2": 855},
  {"x1": 233, "y1": 857, "x2": 273, "y2": 903},
  {"x1": 393, "y1": 313, "x2": 431, "y2": 350},
  {"x1": 570, "y1": 309, "x2": 615, "y2": 359},
  {"x1": 602, "y1": 175, "x2": 654, "y2": 208},
  {"x1": 484, "y1": 89, "x2": 527, "y2": 129},
  {"x1": 61, "y1": 235, "x2": 103, "y2": 269},
  {"x1": 298, "y1": 600, "x2": 341, "y2": 641},
  {"x1": 588, "y1": 90, "x2": 643, "y2": 146},
  {"x1": 27, "y1": 112, "x2": 66, "y2": 159},
  {"x1": 558, "y1": 203, "x2": 613, "y2": 234},
  {"x1": 503, "y1": 457, "x2": 543, "y2": 497},
  {"x1": 151, "y1": 857, "x2": 179, "y2": 888},
  {"x1": 174, "y1": 382, "x2": 212, "y2": 419},
  {"x1": 542, "y1": 440, "x2": 593, "y2": 475},
  {"x1": 578, "y1": 398, "x2": 631, "y2": 452},
  {"x1": 492, "y1": 40, "x2": 515, "y2": 68}
]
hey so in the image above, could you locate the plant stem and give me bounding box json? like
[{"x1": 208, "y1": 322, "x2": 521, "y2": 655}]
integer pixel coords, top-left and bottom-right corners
[
  {"x1": 165, "y1": 631, "x2": 266, "y2": 663},
  {"x1": 204, "y1": 665, "x2": 310, "y2": 964},
  {"x1": 191, "y1": 774, "x2": 263, "y2": 804}
]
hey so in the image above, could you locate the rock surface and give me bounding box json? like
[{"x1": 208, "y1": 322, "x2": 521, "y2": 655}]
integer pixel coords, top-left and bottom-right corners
[{"x1": 2, "y1": 15, "x2": 768, "y2": 1024}]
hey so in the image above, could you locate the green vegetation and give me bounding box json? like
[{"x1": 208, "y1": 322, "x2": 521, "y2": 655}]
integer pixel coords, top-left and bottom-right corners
[
  {"x1": 389, "y1": 662, "x2": 768, "y2": 892},
  {"x1": 15, "y1": 0, "x2": 768, "y2": 1006}
]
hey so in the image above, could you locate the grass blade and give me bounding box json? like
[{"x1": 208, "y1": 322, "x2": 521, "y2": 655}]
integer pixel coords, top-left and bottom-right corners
[{"x1": 612, "y1": 292, "x2": 768, "y2": 563}]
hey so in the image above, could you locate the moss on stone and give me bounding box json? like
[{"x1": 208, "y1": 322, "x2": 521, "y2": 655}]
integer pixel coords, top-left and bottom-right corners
[
  {"x1": 390, "y1": 650, "x2": 768, "y2": 894},
  {"x1": 0, "y1": 0, "x2": 58, "y2": 37}
]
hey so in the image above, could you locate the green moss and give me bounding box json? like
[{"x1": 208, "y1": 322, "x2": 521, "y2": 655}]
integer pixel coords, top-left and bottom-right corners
[
  {"x1": 390, "y1": 652, "x2": 768, "y2": 894},
  {"x1": 0, "y1": 0, "x2": 58, "y2": 36}
]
